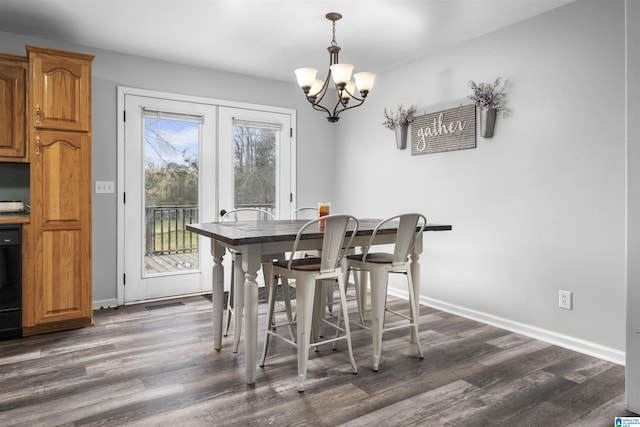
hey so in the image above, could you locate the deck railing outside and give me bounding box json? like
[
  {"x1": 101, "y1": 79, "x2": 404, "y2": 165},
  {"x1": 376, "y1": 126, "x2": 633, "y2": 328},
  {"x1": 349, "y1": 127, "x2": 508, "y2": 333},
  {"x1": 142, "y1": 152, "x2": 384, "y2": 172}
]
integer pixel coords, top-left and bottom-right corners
[
  {"x1": 145, "y1": 204, "x2": 276, "y2": 255},
  {"x1": 145, "y1": 205, "x2": 199, "y2": 255}
]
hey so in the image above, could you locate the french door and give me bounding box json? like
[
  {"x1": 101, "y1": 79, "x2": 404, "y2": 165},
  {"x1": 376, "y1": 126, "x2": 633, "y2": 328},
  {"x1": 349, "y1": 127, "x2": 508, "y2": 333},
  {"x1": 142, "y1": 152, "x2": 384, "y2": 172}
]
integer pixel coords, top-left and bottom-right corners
[
  {"x1": 117, "y1": 88, "x2": 295, "y2": 304},
  {"x1": 122, "y1": 94, "x2": 216, "y2": 302}
]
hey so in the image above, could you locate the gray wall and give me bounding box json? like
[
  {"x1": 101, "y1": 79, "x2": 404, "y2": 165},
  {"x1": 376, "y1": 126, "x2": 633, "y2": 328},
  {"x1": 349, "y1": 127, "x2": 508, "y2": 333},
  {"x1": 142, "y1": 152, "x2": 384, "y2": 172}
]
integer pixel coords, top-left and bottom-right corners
[{"x1": 335, "y1": 0, "x2": 626, "y2": 362}]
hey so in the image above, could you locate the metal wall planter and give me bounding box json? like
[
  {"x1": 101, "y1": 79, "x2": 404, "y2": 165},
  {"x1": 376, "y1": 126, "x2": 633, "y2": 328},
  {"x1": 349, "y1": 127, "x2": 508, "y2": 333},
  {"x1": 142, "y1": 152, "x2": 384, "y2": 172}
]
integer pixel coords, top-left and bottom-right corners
[{"x1": 480, "y1": 107, "x2": 497, "y2": 138}]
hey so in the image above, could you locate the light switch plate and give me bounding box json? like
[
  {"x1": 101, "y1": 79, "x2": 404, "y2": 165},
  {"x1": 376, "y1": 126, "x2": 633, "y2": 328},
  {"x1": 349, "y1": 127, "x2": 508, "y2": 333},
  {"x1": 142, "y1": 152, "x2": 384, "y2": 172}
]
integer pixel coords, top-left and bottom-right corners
[{"x1": 95, "y1": 181, "x2": 115, "y2": 194}]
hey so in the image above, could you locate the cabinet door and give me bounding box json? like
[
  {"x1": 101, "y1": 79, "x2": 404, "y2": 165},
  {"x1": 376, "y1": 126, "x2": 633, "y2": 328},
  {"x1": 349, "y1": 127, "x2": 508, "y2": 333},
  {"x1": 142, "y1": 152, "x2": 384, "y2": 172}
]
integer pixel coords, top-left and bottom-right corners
[
  {"x1": 0, "y1": 57, "x2": 26, "y2": 159},
  {"x1": 29, "y1": 130, "x2": 92, "y2": 326},
  {"x1": 28, "y1": 47, "x2": 92, "y2": 132}
]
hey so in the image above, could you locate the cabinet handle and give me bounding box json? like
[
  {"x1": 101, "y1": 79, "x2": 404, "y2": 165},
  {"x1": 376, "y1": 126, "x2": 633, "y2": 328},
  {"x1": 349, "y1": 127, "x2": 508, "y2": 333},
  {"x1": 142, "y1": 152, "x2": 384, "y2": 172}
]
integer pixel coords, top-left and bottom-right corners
[
  {"x1": 35, "y1": 133, "x2": 40, "y2": 156},
  {"x1": 35, "y1": 103, "x2": 41, "y2": 125}
]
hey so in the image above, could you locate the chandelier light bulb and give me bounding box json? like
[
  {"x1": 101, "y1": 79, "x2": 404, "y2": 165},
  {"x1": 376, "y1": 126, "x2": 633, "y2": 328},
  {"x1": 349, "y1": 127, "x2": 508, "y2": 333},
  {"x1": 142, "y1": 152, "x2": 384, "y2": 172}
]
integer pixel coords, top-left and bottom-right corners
[
  {"x1": 295, "y1": 68, "x2": 318, "y2": 92},
  {"x1": 330, "y1": 63, "x2": 354, "y2": 88},
  {"x1": 309, "y1": 79, "x2": 324, "y2": 98},
  {"x1": 341, "y1": 81, "x2": 356, "y2": 102},
  {"x1": 354, "y1": 72, "x2": 376, "y2": 96}
]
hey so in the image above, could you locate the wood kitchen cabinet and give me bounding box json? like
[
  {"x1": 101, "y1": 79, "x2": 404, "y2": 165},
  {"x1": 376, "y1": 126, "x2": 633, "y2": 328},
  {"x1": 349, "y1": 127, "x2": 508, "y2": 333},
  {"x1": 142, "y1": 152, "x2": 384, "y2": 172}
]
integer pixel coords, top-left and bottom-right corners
[
  {"x1": 23, "y1": 46, "x2": 94, "y2": 335},
  {"x1": 0, "y1": 54, "x2": 27, "y2": 161},
  {"x1": 27, "y1": 46, "x2": 92, "y2": 132}
]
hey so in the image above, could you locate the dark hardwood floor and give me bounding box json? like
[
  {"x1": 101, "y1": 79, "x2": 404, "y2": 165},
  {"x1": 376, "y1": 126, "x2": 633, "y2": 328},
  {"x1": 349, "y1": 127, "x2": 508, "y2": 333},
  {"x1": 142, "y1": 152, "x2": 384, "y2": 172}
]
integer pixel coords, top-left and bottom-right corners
[{"x1": 0, "y1": 292, "x2": 635, "y2": 426}]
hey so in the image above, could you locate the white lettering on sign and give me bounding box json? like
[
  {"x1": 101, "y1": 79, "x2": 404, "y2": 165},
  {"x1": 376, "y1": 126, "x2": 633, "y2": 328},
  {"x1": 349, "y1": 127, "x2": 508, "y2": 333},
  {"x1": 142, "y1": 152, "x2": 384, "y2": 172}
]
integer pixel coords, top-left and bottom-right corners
[
  {"x1": 410, "y1": 104, "x2": 476, "y2": 156},
  {"x1": 415, "y1": 113, "x2": 467, "y2": 151}
]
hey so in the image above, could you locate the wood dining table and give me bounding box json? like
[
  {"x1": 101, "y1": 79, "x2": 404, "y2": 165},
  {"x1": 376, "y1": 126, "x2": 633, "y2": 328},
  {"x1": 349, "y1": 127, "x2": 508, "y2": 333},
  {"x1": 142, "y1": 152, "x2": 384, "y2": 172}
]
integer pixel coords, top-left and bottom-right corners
[{"x1": 187, "y1": 218, "x2": 452, "y2": 384}]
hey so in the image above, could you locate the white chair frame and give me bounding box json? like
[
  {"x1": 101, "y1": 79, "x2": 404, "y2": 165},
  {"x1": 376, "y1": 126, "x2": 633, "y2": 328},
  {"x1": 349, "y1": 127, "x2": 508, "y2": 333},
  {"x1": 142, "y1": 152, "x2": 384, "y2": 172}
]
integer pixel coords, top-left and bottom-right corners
[
  {"x1": 345, "y1": 213, "x2": 426, "y2": 371},
  {"x1": 260, "y1": 214, "x2": 359, "y2": 392},
  {"x1": 291, "y1": 206, "x2": 319, "y2": 220}
]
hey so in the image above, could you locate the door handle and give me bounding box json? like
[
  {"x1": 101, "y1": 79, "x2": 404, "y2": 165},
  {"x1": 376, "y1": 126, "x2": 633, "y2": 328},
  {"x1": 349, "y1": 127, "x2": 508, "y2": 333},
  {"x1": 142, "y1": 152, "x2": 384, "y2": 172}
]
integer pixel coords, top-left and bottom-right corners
[{"x1": 220, "y1": 209, "x2": 227, "y2": 217}]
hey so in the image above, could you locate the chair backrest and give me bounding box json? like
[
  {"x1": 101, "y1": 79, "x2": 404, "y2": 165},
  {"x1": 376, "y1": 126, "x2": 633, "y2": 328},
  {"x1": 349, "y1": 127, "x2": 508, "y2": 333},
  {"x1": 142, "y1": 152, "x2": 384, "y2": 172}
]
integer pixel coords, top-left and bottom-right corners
[
  {"x1": 364, "y1": 213, "x2": 427, "y2": 267},
  {"x1": 291, "y1": 207, "x2": 319, "y2": 220},
  {"x1": 221, "y1": 208, "x2": 274, "y2": 222},
  {"x1": 288, "y1": 214, "x2": 359, "y2": 273}
]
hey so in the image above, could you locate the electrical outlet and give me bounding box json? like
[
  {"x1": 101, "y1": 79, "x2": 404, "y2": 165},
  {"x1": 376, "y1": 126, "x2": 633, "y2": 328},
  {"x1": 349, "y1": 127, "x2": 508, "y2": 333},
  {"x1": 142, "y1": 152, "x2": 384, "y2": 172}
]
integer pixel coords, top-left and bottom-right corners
[{"x1": 559, "y1": 290, "x2": 572, "y2": 310}]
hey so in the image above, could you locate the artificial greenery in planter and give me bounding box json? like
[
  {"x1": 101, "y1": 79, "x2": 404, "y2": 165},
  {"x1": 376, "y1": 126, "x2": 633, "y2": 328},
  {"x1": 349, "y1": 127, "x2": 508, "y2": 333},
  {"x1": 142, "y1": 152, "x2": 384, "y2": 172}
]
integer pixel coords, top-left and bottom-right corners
[
  {"x1": 468, "y1": 77, "x2": 507, "y2": 138},
  {"x1": 382, "y1": 104, "x2": 417, "y2": 149}
]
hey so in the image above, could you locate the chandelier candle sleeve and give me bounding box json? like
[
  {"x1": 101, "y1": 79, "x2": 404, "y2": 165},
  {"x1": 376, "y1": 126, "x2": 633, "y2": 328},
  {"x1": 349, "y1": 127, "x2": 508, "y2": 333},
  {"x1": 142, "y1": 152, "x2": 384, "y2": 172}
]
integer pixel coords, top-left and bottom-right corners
[{"x1": 294, "y1": 12, "x2": 376, "y2": 123}]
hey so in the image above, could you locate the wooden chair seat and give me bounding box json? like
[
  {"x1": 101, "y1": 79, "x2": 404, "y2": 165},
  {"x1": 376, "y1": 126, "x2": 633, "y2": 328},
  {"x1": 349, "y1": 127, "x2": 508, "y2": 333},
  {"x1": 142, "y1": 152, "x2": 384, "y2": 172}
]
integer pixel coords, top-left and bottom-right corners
[{"x1": 346, "y1": 253, "x2": 405, "y2": 264}]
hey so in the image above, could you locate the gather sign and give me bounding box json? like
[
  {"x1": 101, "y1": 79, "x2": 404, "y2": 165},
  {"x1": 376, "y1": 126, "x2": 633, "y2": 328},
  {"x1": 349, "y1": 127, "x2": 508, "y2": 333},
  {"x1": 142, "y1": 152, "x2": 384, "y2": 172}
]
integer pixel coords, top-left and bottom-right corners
[{"x1": 410, "y1": 104, "x2": 476, "y2": 155}]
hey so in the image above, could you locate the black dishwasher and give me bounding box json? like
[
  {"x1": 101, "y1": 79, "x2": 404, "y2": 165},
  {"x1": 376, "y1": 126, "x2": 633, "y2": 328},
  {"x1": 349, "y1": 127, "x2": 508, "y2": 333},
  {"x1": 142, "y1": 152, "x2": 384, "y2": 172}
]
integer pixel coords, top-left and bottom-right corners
[{"x1": 0, "y1": 224, "x2": 22, "y2": 340}]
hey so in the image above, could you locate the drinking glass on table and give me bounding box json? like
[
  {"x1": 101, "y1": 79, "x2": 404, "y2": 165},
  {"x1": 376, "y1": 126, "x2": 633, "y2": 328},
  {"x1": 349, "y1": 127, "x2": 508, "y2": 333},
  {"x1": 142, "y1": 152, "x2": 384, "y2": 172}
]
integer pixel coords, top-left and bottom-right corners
[
  {"x1": 318, "y1": 202, "x2": 330, "y2": 230},
  {"x1": 318, "y1": 202, "x2": 330, "y2": 217}
]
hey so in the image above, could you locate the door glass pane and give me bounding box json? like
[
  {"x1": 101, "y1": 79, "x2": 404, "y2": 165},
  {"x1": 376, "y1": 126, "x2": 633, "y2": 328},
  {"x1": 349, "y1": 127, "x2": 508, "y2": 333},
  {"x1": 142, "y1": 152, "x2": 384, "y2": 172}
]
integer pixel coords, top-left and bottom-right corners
[
  {"x1": 144, "y1": 112, "x2": 200, "y2": 276},
  {"x1": 233, "y1": 121, "x2": 278, "y2": 217}
]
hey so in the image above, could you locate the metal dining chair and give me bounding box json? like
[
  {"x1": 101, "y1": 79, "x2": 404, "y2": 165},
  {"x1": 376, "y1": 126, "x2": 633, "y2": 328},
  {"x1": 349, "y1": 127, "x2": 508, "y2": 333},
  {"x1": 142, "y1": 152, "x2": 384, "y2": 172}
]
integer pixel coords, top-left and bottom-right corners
[
  {"x1": 291, "y1": 206, "x2": 319, "y2": 220},
  {"x1": 220, "y1": 207, "x2": 273, "y2": 222},
  {"x1": 221, "y1": 208, "x2": 292, "y2": 352},
  {"x1": 260, "y1": 214, "x2": 359, "y2": 392},
  {"x1": 291, "y1": 206, "x2": 321, "y2": 260},
  {"x1": 344, "y1": 213, "x2": 426, "y2": 372},
  {"x1": 290, "y1": 206, "x2": 336, "y2": 315}
]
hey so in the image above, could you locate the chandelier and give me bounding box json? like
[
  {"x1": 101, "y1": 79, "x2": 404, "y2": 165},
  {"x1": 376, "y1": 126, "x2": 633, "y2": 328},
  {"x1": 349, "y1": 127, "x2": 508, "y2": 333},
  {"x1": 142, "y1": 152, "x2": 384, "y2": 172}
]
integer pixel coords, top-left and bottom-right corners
[{"x1": 294, "y1": 12, "x2": 376, "y2": 123}]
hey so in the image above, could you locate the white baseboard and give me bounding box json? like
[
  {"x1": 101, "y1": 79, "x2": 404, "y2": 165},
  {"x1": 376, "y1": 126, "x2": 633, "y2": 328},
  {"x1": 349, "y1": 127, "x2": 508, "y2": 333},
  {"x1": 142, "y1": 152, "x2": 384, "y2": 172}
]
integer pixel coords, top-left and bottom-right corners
[
  {"x1": 93, "y1": 299, "x2": 118, "y2": 310},
  {"x1": 387, "y1": 288, "x2": 625, "y2": 366},
  {"x1": 92, "y1": 291, "x2": 211, "y2": 310}
]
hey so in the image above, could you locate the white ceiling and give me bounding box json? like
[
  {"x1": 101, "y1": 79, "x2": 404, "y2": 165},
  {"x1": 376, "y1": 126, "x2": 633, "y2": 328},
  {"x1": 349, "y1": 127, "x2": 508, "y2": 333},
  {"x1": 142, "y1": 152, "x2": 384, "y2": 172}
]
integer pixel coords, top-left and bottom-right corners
[{"x1": 0, "y1": 0, "x2": 574, "y2": 83}]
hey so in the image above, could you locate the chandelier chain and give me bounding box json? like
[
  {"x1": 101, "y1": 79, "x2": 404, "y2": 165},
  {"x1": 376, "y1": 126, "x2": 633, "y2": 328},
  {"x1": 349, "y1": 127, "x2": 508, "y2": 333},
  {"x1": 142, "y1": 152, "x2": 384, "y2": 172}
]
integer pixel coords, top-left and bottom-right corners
[{"x1": 331, "y1": 20, "x2": 338, "y2": 47}]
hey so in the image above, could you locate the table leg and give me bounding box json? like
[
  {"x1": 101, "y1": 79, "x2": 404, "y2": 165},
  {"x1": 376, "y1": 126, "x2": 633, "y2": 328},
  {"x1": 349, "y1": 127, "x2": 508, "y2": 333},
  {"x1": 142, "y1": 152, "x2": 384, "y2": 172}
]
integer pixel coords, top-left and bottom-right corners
[
  {"x1": 242, "y1": 245, "x2": 261, "y2": 385},
  {"x1": 233, "y1": 253, "x2": 244, "y2": 353},
  {"x1": 211, "y1": 241, "x2": 226, "y2": 351}
]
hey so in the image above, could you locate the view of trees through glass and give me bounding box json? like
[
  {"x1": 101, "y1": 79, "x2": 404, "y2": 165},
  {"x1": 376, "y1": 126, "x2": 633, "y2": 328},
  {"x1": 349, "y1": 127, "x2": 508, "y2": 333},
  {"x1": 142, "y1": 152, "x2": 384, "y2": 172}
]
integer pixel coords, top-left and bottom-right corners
[
  {"x1": 233, "y1": 124, "x2": 277, "y2": 213},
  {"x1": 144, "y1": 116, "x2": 199, "y2": 207},
  {"x1": 144, "y1": 115, "x2": 200, "y2": 272}
]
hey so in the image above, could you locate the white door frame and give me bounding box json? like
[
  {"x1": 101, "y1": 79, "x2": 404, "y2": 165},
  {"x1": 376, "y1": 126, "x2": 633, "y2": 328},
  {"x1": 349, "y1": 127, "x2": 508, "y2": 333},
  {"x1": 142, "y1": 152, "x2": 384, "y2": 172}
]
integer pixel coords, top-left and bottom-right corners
[{"x1": 116, "y1": 86, "x2": 296, "y2": 305}]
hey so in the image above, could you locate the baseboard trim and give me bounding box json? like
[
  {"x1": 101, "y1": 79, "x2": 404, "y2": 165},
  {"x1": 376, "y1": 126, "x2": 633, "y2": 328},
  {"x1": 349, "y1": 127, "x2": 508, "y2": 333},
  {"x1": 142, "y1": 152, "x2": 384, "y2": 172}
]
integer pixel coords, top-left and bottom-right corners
[
  {"x1": 387, "y1": 288, "x2": 625, "y2": 365},
  {"x1": 93, "y1": 299, "x2": 118, "y2": 310}
]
